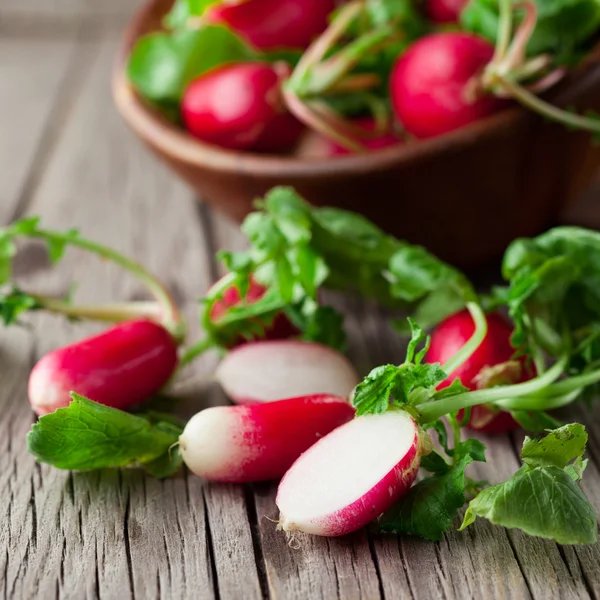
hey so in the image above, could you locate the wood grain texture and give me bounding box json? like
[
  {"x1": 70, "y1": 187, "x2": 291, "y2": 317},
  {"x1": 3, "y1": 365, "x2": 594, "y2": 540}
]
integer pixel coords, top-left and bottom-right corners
[
  {"x1": 0, "y1": 0, "x2": 142, "y2": 19},
  {"x1": 0, "y1": 38, "x2": 82, "y2": 222},
  {"x1": 3, "y1": 24, "x2": 600, "y2": 600}
]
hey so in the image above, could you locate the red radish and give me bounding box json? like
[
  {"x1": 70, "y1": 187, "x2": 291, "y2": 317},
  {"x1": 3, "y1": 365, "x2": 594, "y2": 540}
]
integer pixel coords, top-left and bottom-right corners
[
  {"x1": 205, "y1": 0, "x2": 335, "y2": 50},
  {"x1": 252, "y1": 113, "x2": 304, "y2": 153},
  {"x1": 215, "y1": 340, "x2": 360, "y2": 404},
  {"x1": 209, "y1": 275, "x2": 298, "y2": 346},
  {"x1": 180, "y1": 394, "x2": 354, "y2": 482},
  {"x1": 28, "y1": 320, "x2": 178, "y2": 416},
  {"x1": 296, "y1": 118, "x2": 403, "y2": 157},
  {"x1": 425, "y1": 0, "x2": 467, "y2": 23},
  {"x1": 181, "y1": 62, "x2": 287, "y2": 150},
  {"x1": 390, "y1": 33, "x2": 503, "y2": 139},
  {"x1": 426, "y1": 310, "x2": 534, "y2": 433},
  {"x1": 276, "y1": 411, "x2": 424, "y2": 536}
]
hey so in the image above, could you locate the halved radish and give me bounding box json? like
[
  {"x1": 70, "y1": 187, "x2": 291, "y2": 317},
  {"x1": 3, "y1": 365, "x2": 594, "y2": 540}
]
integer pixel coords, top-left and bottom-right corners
[
  {"x1": 180, "y1": 394, "x2": 354, "y2": 482},
  {"x1": 215, "y1": 340, "x2": 360, "y2": 404},
  {"x1": 276, "y1": 410, "x2": 424, "y2": 536}
]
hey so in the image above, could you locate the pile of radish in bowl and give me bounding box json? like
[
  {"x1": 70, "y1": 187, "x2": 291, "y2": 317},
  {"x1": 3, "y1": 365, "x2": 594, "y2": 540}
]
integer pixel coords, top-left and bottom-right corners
[
  {"x1": 126, "y1": 0, "x2": 600, "y2": 156},
  {"x1": 6, "y1": 187, "x2": 600, "y2": 545}
]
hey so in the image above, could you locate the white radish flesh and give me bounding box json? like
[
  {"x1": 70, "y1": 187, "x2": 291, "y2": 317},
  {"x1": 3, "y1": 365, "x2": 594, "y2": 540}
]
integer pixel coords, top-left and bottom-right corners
[
  {"x1": 179, "y1": 394, "x2": 354, "y2": 482},
  {"x1": 276, "y1": 411, "x2": 424, "y2": 536},
  {"x1": 216, "y1": 340, "x2": 360, "y2": 405}
]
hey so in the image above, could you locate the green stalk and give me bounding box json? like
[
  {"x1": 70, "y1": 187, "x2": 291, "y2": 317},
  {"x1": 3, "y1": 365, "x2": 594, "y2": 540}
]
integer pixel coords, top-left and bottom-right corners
[
  {"x1": 494, "y1": 75, "x2": 600, "y2": 135},
  {"x1": 416, "y1": 355, "x2": 567, "y2": 422},
  {"x1": 302, "y1": 26, "x2": 395, "y2": 96},
  {"x1": 24, "y1": 229, "x2": 185, "y2": 342},
  {"x1": 528, "y1": 368, "x2": 600, "y2": 398},
  {"x1": 440, "y1": 302, "x2": 488, "y2": 375},
  {"x1": 495, "y1": 389, "x2": 581, "y2": 411},
  {"x1": 289, "y1": 0, "x2": 363, "y2": 90},
  {"x1": 34, "y1": 296, "x2": 162, "y2": 323},
  {"x1": 179, "y1": 337, "x2": 218, "y2": 369},
  {"x1": 493, "y1": 0, "x2": 514, "y2": 63}
]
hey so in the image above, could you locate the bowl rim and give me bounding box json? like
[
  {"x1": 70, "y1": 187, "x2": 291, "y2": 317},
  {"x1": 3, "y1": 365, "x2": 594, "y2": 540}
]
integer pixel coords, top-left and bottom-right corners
[{"x1": 111, "y1": 0, "x2": 577, "y2": 178}]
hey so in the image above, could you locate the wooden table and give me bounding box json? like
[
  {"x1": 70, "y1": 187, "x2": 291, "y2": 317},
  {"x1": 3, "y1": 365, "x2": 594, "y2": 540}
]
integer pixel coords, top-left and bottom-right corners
[{"x1": 2, "y1": 4, "x2": 600, "y2": 598}]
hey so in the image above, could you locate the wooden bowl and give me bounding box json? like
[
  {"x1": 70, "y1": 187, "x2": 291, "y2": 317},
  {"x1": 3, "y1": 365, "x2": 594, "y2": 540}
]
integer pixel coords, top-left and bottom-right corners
[{"x1": 112, "y1": 0, "x2": 600, "y2": 268}]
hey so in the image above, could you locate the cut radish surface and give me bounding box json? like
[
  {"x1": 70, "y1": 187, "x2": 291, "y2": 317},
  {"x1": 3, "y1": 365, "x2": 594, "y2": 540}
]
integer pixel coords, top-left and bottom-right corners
[
  {"x1": 180, "y1": 394, "x2": 354, "y2": 482},
  {"x1": 216, "y1": 340, "x2": 360, "y2": 405},
  {"x1": 276, "y1": 411, "x2": 423, "y2": 536}
]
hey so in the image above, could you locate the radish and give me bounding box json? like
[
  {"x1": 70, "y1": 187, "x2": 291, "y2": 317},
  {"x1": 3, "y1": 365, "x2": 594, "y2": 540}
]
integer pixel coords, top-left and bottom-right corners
[
  {"x1": 252, "y1": 113, "x2": 304, "y2": 153},
  {"x1": 205, "y1": 0, "x2": 335, "y2": 50},
  {"x1": 426, "y1": 310, "x2": 534, "y2": 433},
  {"x1": 390, "y1": 33, "x2": 503, "y2": 139},
  {"x1": 180, "y1": 394, "x2": 354, "y2": 482},
  {"x1": 425, "y1": 0, "x2": 467, "y2": 23},
  {"x1": 181, "y1": 62, "x2": 288, "y2": 150},
  {"x1": 29, "y1": 320, "x2": 178, "y2": 416},
  {"x1": 209, "y1": 274, "x2": 298, "y2": 346},
  {"x1": 215, "y1": 340, "x2": 360, "y2": 404},
  {"x1": 276, "y1": 410, "x2": 424, "y2": 536}
]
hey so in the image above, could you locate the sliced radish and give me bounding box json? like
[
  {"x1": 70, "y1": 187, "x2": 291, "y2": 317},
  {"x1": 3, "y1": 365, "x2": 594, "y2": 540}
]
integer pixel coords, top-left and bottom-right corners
[
  {"x1": 180, "y1": 394, "x2": 354, "y2": 482},
  {"x1": 216, "y1": 340, "x2": 360, "y2": 404},
  {"x1": 276, "y1": 410, "x2": 424, "y2": 536}
]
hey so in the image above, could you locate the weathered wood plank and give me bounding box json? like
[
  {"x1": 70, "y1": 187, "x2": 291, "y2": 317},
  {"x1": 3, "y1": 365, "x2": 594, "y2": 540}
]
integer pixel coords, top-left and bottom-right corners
[
  {"x1": 0, "y1": 38, "x2": 83, "y2": 222},
  {"x1": 0, "y1": 35, "x2": 260, "y2": 600},
  {"x1": 0, "y1": 0, "x2": 142, "y2": 19}
]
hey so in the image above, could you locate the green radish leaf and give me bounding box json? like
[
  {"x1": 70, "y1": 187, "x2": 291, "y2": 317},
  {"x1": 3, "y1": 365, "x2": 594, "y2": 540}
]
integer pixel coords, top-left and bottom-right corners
[
  {"x1": 127, "y1": 26, "x2": 256, "y2": 107},
  {"x1": 27, "y1": 394, "x2": 183, "y2": 478},
  {"x1": 405, "y1": 317, "x2": 428, "y2": 364},
  {"x1": 10, "y1": 216, "x2": 41, "y2": 234},
  {"x1": 452, "y1": 438, "x2": 487, "y2": 463},
  {"x1": 0, "y1": 235, "x2": 16, "y2": 285},
  {"x1": 500, "y1": 227, "x2": 600, "y2": 368},
  {"x1": 377, "y1": 452, "x2": 482, "y2": 541},
  {"x1": 420, "y1": 449, "x2": 451, "y2": 474},
  {"x1": 299, "y1": 304, "x2": 347, "y2": 352},
  {"x1": 163, "y1": 0, "x2": 218, "y2": 29},
  {"x1": 461, "y1": 424, "x2": 597, "y2": 544},
  {"x1": 143, "y1": 445, "x2": 183, "y2": 479},
  {"x1": 520, "y1": 423, "x2": 587, "y2": 469},
  {"x1": 46, "y1": 228, "x2": 80, "y2": 264},
  {"x1": 565, "y1": 456, "x2": 589, "y2": 482},
  {"x1": 352, "y1": 363, "x2": 446, "y2": 415},
  {"x1": 461, "y1": 0, "x2": 600, "y2": 65},
  {"x1": 431, "y1": 378, "x2": 469, "y2": 400},
  {"x1": 352, "y1": 364, "x2": 405, "y2": 415},
  {"x1": 461, "y1": 466, "x2": 597, "y2": 544},
  {"x1": 0, "y1": 287, "x2": 42, "y2": 325}
]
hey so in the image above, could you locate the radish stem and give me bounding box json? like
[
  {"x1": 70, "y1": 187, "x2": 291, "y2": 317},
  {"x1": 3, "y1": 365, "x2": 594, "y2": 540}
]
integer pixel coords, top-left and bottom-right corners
[
  {"x1": 493, "y1": 75, "x2": 600, "y2": 134},
  {"x1": 21, "y1": 229, "x2": 185, "y2": 342},
  {"x1": 31, "y1": 296, "x2": 162, "y2": 323},
  {"x1": 495, "y1": 389, "x2": 581, "y2": 410},
  {"x1": 493, "y1": 0, "x2": 513, "y2": 63},
  {"x1": 284, "y1": 90, "x2": 365, "y2": 151},
  {"x1": 179, "y1": 337, "x2": 218, "y2": 369},
  {"x1": 440, "y1": 302, "x2": 488, "y2": 375},
  {"x1": 289, "y1": 0, "x2": 363, "y2": 89},
  {"x1": 416, "y1": 355, "x2": 567, "y2": 422}
]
